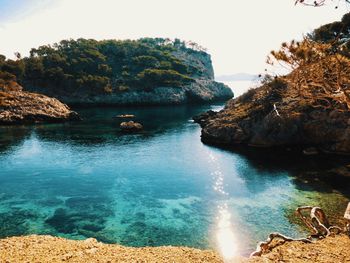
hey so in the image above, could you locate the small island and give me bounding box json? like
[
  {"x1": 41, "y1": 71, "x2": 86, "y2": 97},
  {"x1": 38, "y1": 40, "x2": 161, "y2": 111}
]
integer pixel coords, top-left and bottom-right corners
[{"x1": 1, "y1": 38, "x2": 233, "y2": 109}]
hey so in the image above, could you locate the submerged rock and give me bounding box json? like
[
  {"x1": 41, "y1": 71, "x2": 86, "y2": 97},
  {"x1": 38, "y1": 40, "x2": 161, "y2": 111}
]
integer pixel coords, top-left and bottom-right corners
[
  {"x1": 120, "y1": 121, "x2": 143, "y2": 132},
  {"x1": 303, "y1": 147, "x2": 319, "y2": 156},
  {"x1": 115, "y1": 114, "x2": 135, "y2": 119},
  {"x1": 0, "y1": 85, "x2": 79, "y2": 124}
]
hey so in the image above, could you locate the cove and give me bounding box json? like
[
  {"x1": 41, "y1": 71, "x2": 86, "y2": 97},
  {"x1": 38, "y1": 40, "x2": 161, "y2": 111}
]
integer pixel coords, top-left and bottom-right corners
[{"x1": 0, "y1": 104, "x2": 349, "y2": 257}]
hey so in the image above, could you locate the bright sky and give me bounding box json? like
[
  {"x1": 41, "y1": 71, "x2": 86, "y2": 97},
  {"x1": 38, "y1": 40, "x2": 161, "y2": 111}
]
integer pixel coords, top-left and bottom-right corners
[{"x1": 0, "y1": 0, "x2": 349, "y2": 76}]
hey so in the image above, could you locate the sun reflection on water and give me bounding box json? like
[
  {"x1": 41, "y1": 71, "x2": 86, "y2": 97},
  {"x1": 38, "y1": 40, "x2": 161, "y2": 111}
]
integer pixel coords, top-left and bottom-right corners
[
  {"x1": 209, "y1": 153, "x2": 238, "y2": 261},
  {"x1": 216, "y1": 204, "x2": 238, "y2": 260}
]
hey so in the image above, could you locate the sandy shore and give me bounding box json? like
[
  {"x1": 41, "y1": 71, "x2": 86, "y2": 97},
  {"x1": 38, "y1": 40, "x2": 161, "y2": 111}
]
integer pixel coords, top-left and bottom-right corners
[{"x1": 0, "y1": 234, "x2": 350, "y2": 262}]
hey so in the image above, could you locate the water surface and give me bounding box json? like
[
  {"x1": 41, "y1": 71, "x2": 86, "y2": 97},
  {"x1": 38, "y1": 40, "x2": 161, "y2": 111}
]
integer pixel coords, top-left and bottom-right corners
[{"x1": 0, "y1": 105, "x2": 349, "y2": 258}]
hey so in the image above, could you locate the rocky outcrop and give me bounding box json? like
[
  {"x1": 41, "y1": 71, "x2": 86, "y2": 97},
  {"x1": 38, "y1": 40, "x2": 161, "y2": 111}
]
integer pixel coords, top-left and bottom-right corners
[
  {"x1": 0, "y1": 84, "x2": 79, "y2": 124},
  {"x1": 120, "y1": 121, "x2": 143, "y2": 132},
  {"x1": 196, "y1": 78, "x2": 350, "y2": 155}
]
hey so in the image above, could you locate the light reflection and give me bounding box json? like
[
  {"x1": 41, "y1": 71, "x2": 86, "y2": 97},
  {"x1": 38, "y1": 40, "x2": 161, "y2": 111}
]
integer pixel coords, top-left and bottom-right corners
[
  {"x1": 209, "y1": 153, "x2": 238, "y2": 260},
  {"x1": 216, "y1": 204, "x2": 238, "y2": 260}
]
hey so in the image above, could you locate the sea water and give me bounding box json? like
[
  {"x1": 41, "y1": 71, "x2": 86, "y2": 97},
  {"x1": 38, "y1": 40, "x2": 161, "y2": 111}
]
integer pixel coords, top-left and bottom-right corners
[{"x1": 0, "y1": 105, "x2": 349, "y2": 257}]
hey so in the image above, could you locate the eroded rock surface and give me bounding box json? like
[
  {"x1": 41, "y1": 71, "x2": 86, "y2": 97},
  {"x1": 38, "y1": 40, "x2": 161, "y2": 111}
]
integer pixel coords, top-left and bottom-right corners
[
  {"x1": 196, "y1": 78, "x2": 350, "y2": 154},
  {"x1": 0, "y1": 84, "x2": 79, "y2": 124}
]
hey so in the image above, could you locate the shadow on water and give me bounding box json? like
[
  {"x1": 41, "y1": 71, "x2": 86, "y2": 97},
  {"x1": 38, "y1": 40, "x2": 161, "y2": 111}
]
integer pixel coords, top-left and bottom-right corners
[
  {"x1": 216, "y1": 145, "x2": 350, "y2": 195},
  {"x1": 0, "y1": 126, "x2": 32, "y2": 153},
  {"x1": 207, "y1": 144, "x2": 350, "y2": 231}
]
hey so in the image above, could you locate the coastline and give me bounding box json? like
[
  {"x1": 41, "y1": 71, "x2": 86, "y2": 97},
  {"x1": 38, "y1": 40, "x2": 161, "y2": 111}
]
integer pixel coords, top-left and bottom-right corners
[{"x1": 1, "y1": 234, "x2": 349, "y2": 262}]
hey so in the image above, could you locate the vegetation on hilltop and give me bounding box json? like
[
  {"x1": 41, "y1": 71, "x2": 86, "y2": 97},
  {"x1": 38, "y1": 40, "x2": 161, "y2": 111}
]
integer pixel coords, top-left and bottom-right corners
[{"x1": 0, "y1": 38, "x2": 211, "y2": 96}]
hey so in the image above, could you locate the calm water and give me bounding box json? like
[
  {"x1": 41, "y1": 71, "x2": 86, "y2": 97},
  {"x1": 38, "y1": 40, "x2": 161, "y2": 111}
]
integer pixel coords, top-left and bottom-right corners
[{"x1": 0, "y1": 105, "x2": 349, "y2": 258}]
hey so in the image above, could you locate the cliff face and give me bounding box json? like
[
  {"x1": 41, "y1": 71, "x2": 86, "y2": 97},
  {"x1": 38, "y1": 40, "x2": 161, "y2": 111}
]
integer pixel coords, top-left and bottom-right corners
[
  {"x1": 0, "y1": 82, "x2": 79, "y2": 124},
  {"x1": 171, "y1": 49, "x2": 215, "y2": 79}
]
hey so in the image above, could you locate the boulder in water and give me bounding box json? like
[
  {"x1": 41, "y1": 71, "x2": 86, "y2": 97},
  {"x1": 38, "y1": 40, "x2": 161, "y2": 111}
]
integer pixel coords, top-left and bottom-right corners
[{"x1": 120, "y1": 121, "x2": 143, "y2": 132}]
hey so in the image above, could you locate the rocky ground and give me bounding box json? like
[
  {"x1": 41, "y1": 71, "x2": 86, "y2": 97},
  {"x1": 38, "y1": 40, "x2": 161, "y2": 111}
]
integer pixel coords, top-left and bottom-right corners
[
  {"x1": 0, "y1": 83, "x2": 79, "y2": 124},
  {"x1": 0, "y1": 235, "x2": 223, "y2": 263},
  {"x1": 0, "y1": 234, "x2": 349, "y2": 263},
  {"x1": 246, "y1": 234, "x2": 350, "y2": 263}
]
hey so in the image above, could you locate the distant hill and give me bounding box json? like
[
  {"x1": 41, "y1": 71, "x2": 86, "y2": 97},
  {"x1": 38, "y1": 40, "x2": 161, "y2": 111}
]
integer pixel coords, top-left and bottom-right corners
[{"x1": 215, "y1": 73, "x2": 258, "y2": 82}]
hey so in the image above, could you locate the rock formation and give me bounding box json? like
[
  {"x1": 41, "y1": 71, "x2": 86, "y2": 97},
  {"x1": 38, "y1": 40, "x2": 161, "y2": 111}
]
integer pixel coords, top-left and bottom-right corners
[
  {"x1": 0, "y1": 82, "x2": 79, "y2": 124},
  {"x1": 120, "y1": 121, "x2": 143, "y2": 132},
  {"x1": 195, "y1": 76, "x2": 350, "y2": 155}
]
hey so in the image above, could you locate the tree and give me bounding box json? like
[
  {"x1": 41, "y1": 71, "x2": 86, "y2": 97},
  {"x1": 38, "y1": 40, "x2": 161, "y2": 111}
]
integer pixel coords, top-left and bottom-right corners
[{"x1": 294, "y1": 0, "x2": 350, "y2": 7}]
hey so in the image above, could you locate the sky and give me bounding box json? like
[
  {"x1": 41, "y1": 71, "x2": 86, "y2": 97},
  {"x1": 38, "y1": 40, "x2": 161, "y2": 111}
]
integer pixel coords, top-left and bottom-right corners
[{"x1": 0, "y1": 0, "x2": 349, "y2": 76}]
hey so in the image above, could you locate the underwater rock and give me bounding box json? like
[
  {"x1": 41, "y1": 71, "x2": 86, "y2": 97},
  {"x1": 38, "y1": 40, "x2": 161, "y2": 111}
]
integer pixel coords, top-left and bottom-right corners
[
  {"x1": 303, "y1": 147, "x2": 319, "y2": 156},
  {"x1": 45, "y1": 208, "x2": 76, "y2": 234},
  {"x1": 115, "y1": 114, "x2": 135, "y2": 119}
]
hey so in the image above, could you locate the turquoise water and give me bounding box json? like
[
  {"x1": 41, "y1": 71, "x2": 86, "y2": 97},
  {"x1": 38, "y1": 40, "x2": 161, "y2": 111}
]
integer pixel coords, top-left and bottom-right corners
[{"x1": 0, "y1": 105, "x2": 349, "y2": 257}]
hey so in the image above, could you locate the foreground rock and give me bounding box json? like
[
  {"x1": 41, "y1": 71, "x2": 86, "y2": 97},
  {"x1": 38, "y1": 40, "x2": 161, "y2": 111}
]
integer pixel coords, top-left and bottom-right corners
[
  {"x1": 0, "y1": 235, "x2": 223, "y2": 263},
  {"x1": 120, "y1": 121, "x2": 143, "y2": 132},
  {"x1": 0, "y1": 84, "x2": 79, "y2": 124},
  {"x1": 196, "y1": 77, "x2": 350, "y2": 155},
  {"x1": 247, "y1": 235, "x2": 350, "y2": 263},
  {"x1": 1, "y1": 234, "x2": 349, "y2": 263}
]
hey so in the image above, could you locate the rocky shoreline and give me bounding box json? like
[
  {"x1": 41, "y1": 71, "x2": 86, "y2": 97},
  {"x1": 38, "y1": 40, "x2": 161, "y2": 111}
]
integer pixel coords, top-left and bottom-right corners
[
  {"x1": 44, "y1": 79, "x2": 233, "y2": 106},
  {"x1": 1, "y1": 234, "x2": 349, "y2": 262},
  {"x1": 0, "y1": 83, "x2": 79, "y2": 124}
]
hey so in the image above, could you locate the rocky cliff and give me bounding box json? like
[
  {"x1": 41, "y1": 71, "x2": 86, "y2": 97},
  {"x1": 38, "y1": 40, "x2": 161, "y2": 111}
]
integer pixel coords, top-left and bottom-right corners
[
  {"x1": 0, "y1": 82, "x2": 79, "y2": 124},
  {"x1": 19, "y1": 38, "x2": 233, "y2": 106},
  {"x1": 52, "y1": 79, "x2": 232, "y2": 106}
]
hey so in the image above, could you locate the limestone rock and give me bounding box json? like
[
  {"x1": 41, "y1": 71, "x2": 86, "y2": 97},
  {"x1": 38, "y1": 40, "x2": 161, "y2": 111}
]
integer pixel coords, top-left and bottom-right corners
[
  {"x1": 120, "y1": 121, "x2": 143, "y2": 132},
  {"x1": 0, "y1": 86, "x2": 79, "y2": 124}
]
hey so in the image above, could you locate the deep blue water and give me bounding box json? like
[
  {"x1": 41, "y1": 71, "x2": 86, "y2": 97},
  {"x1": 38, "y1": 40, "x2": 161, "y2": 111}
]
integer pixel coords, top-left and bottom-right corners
[{"x1": 0, "y1": 104, "x2": 349, "y2": 258}]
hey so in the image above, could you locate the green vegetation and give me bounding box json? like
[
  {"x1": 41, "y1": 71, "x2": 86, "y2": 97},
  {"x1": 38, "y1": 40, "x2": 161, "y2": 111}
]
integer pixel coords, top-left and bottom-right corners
[
  {"x1": 0, "y1": 54, "x2": 24, "y2": 88},
  {"x1": 0, "y1": 38, "x2": 209, "y2": 95},
  {"x1": 310, "y1": 13, "x2": 350, "y2": 42}
]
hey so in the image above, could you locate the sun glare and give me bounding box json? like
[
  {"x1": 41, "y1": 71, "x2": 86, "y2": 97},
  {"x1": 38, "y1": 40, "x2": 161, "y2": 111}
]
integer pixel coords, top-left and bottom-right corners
[{"x1": 216, "y1": 204, "x2": 237, "y2": 260}]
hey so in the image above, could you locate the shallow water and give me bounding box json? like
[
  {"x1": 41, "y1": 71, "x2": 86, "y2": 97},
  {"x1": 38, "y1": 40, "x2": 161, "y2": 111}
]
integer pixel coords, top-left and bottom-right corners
[{"x1": 0, "y1": 105, "x2": 349, "y2": 258}]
